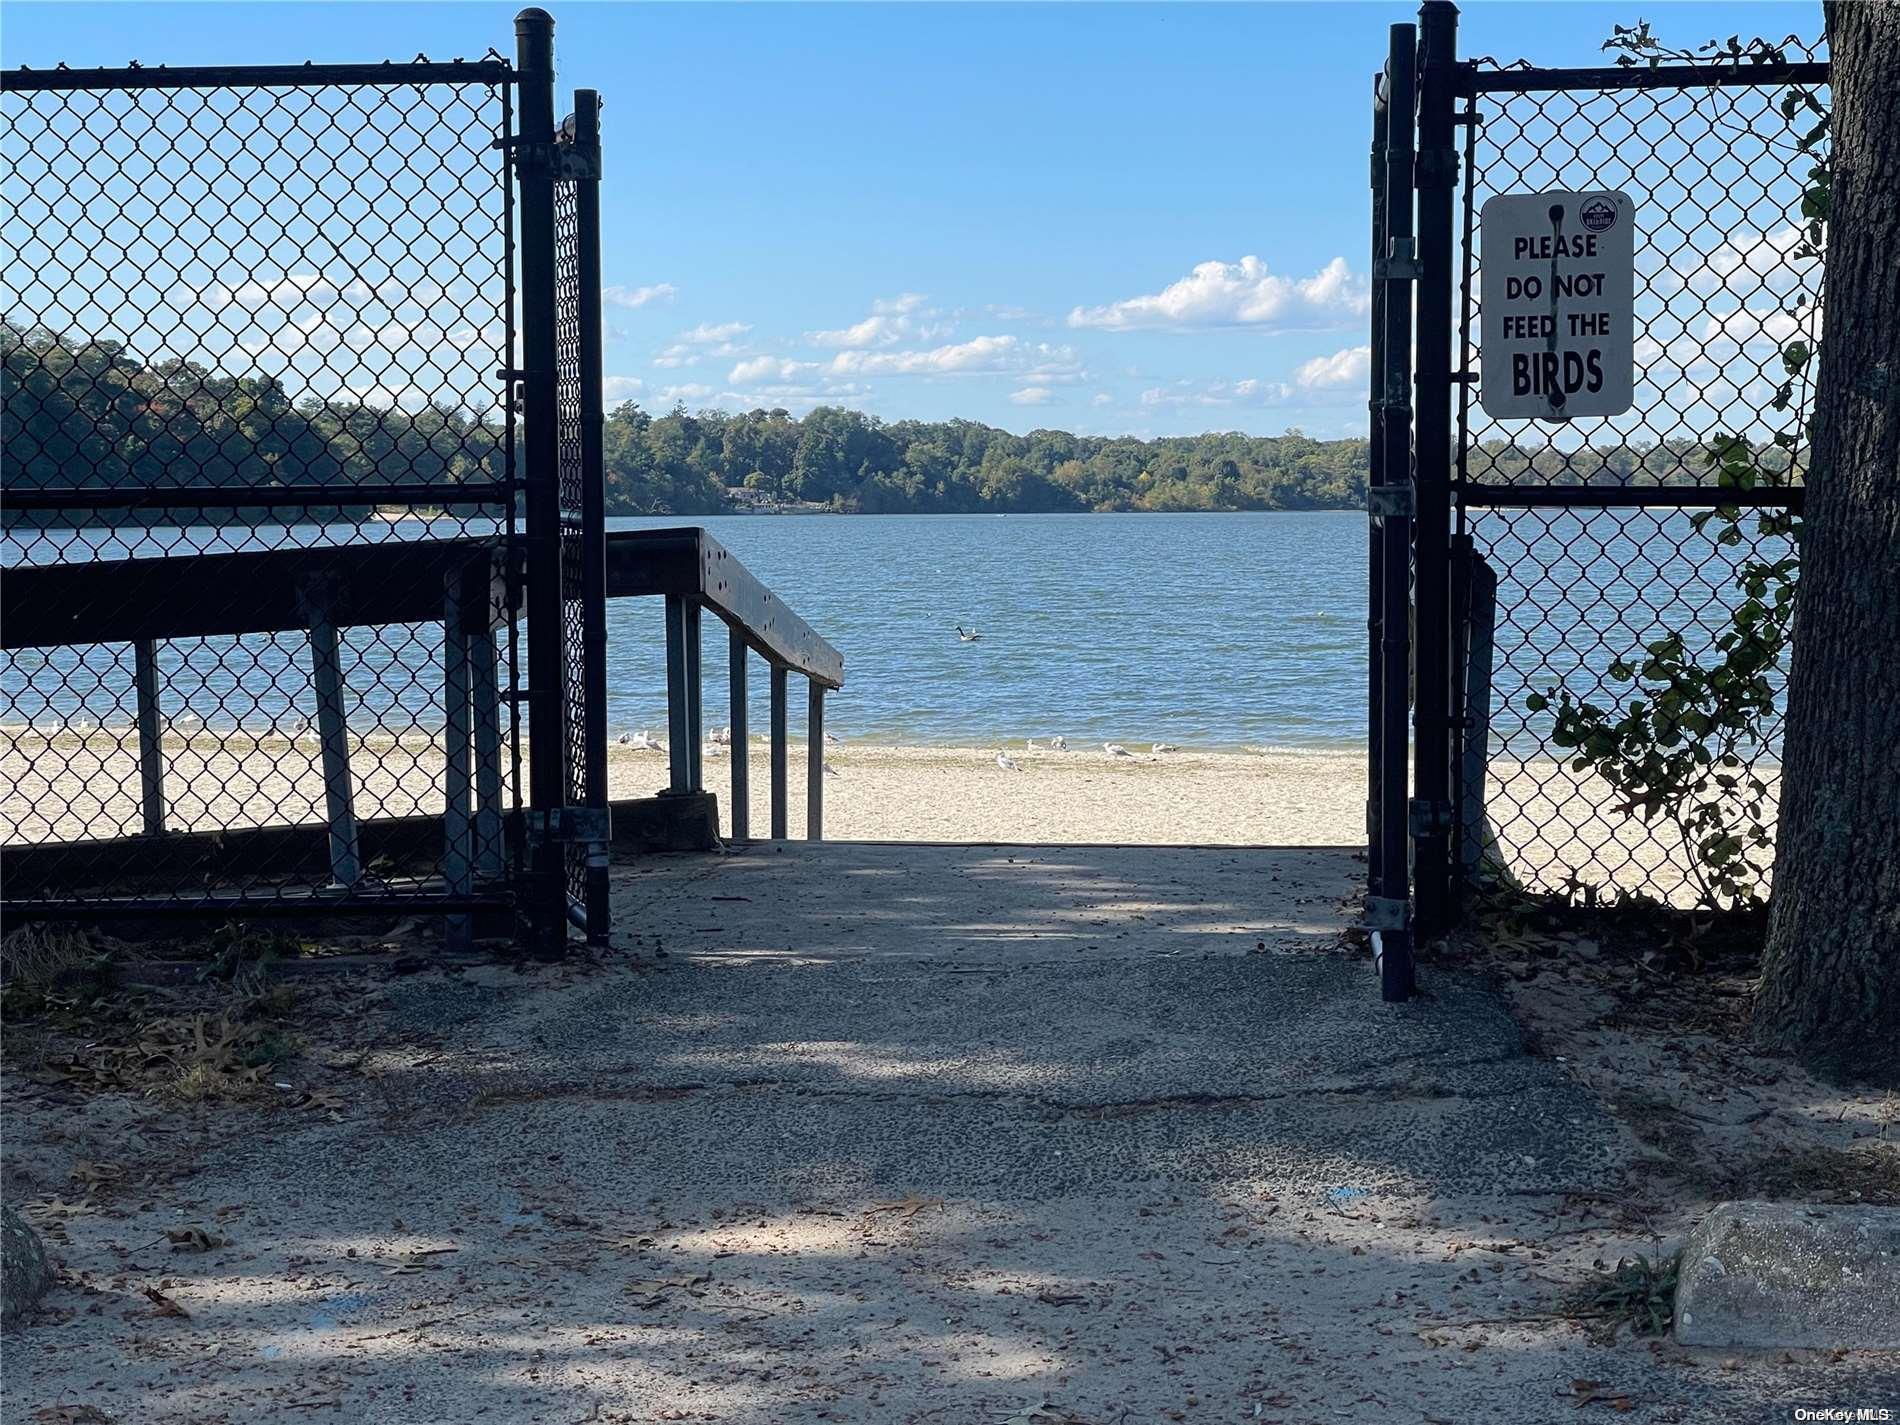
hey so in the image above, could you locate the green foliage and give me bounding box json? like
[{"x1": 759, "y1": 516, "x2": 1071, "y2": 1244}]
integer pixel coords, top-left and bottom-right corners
[
  {"x1": 1568, "y1": 1251, "x2": 1680, "y2": 1340},
  {"x1": 1534, "y1": 24, "x2": 1828, "y2": 912}
]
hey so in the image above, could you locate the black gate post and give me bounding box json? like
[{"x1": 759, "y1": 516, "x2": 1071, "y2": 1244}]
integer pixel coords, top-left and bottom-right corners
[
  {"x1": 1410, "y1": 0, "x2": 1460, "y2": 939},
  {"x1": 573, "y1": 88, "x2": 612, "y2": 945},
  {"x1": 1372, "y1": 21, "x2": 1417, "y2": 1002},
  {"x1": 1367, "y1": 69, "x2": 1389, "y2": 894},
  {"x1": 514, "y1": 6, "x2": 568, "y2": 957}
]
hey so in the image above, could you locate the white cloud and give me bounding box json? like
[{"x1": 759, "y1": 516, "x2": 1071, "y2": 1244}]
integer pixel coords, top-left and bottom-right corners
[
  {"x1": 603, "y1": 282, "x2": 677, "y2": 310},
  {"x1": 815, "y1": 336, "x2": 1082, "y2": 382},
  {"x1": 656, "y1": 321, "x2": 755, "y2": 367},
  {"x1": 809, "y1": 292, "x2": 943, "y2": 349},
  {"x1": 1068, "y1": 255, "x2": 1367, "y2": 331},
  {"x1": 656, "y1": 382, "x2": 715, "y2": 404},
  {"x1": 1140, "y1": 377, "x2": 1295, "y2": 409},
  {"x1": 1296, "y1": 344, "x2": 1371, "y2": 390},
  {"x1": 1666, "y1": 225, "x2": 1809, "y2": 297},
  {"x1": 729, "y1": 356, "x2": 822, "y2": 384},
  {"x1": 1090, "y1": 392, "x2": 1114, "y2": 407},
  {"x1": 1009, "y1": 386, "x2": 1054, "y2": 406},
  {"x1": 603, "y1": 376, "x2": 645, "y2": 402}
]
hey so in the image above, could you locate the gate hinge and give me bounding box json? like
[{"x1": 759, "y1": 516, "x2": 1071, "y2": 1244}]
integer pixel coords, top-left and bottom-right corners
[
  {"x1": 498, "y1": 138, "x2": 598, "y2": 182},
  {"x1": 1415, "y1": 146, "x2": 1460, "y2": 189},
  {"x1": 1409, "y1": 798, "x2": 1454, "y2": 839},
  {"x1": 1364, "y1": 895, "x2": 1411, "y2": 931},
  {"x1": 523, "y1": 806, "x2": 612, "y2": 845},
  {"x1": 1377, "y1": 236, "x2": 1422, "y2": 281},
  {"x1": 1368, "y1": 485, "x2": 1416, "y2": 519}
]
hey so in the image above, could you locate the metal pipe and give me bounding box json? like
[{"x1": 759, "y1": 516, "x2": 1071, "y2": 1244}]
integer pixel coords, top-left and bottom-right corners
[
  {"x1": 728, "y1": 628, "x2": 750, "y2": 840},
  {"x1": 1411, "y1": 0, "x2": 1460, "y2": 941},
  {"x1": 1376, "y1": 20, "x2": 1418, "y2": 1003},
  {"x1": 471, "y1": 628, "x2": 505, "y2": 880},
  {"x1": 769, "y1": 665, "x2": 788, "y2": 839},
  {"x1": 515, "y1": 4, "x2": 565, "y2": 957},
  {"x1": 573, "y1": 87, "x2": 610, "y2": 945},
  {"x1": 1367, "y1": 67, "x2": 1390, "y2": 891}
]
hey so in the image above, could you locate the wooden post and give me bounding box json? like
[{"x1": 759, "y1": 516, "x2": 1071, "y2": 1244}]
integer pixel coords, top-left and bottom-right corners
[
  {"x1": 133, "y1": 638, "x2": 165, "y2": 837},
  {"x1": 471, "y1": 626, "x2": 504, "y2": 880},
  {"x1": 442, "y1": 583, "x2": 472, "y2": 948},
  {"x1": 806, "y1": 679, "x2": 824, "y2": 842},
  {"x1": 307, "y1": 610, "x2": 360, "y2": 888},
  {"x1": 728, "y1": 627, "x2": 749, "y2": 840},
  {"x1": 769, "y1": 664, "x2": 788, "y2": 839},
  {"x1": 664, "y1": 594, "x2": 691, "y2": 793},
  {"x1": 685, "y1": 600, "x2": 703, "y2": 792}
]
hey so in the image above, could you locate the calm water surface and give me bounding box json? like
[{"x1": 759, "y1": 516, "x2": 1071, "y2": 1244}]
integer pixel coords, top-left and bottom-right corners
[{"x1": 5, "y1": 508, "x2": 1779, "y2": 753}]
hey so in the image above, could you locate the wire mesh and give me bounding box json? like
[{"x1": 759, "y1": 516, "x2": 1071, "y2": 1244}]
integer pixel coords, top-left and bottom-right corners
[
  {"x1": 1, "y1": 65, "x2": 518, "y2": 909},
  {"x1": 1457, "y1": 54, "x2": 1822, "y2": 908}
]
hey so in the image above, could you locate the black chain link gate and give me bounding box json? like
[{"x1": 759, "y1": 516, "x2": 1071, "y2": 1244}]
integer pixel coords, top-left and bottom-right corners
[
  {"x1": 1370, "y1": 2, "x2": 1825, "y2": 998},
  {"x1": 1, "y1": 8, "x2": 610, "y2": 952}
]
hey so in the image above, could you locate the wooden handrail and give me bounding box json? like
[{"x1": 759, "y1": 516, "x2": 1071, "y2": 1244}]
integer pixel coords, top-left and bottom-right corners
[{"x1": 603, "y1": 528, "x2": 842, "y2": 688}]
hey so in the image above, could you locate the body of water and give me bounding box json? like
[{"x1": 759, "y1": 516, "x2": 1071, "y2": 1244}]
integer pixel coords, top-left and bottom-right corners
[{"x1": 4, "y1": 508, "x2": 1782, "y2": 754}]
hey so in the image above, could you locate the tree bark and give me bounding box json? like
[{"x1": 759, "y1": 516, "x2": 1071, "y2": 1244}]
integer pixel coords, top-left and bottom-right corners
[{"x1": 1754, "y1": 1, "x2": 1900, "y2": 1080}]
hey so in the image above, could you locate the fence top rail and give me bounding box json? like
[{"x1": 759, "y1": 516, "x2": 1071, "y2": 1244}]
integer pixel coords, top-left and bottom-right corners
[
  {"x1": 604, "y1": 528, "x2": 844, "y2": 690},
  {"x1": 1, "y1": 57, "x2": 514, "y2": 94},
  {"x1": 1462, "y1": 59, "x2": 1828, "y2": 95}
]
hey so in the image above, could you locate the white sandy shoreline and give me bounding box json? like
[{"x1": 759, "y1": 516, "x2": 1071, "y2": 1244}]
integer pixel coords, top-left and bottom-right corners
[{"x1": 3, "y1": 728, "x2": 1764, "y2": 905}]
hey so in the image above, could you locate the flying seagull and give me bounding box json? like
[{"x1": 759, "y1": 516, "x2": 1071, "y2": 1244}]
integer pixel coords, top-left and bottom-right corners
[{"x1": 956, "y1": 625, "x2": 982, "y2": 642}]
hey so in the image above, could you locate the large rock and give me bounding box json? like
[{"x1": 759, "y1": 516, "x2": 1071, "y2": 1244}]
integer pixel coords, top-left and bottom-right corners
[
  {"x1": 2, "y1": 1203, "x2": 52, "y2": 1327},
  {"x1": 1675, "y1": 1201, "x2": 1900, "y2": 1349}
]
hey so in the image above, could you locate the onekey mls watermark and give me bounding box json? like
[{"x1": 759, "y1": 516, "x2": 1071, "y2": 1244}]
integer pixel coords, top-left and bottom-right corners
[{"x1": 1792, "y1": 1408, "x2": 1895, "y2": 1422}]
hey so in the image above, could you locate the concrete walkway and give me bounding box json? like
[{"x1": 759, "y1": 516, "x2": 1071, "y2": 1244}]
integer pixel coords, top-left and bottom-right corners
[{"x1": 7, "y1": 843, "x2": 1890, "y2": 1422}]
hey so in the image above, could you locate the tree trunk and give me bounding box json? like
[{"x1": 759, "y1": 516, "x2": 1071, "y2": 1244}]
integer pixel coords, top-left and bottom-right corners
[{"x1": 1754, "y1": 1, "x2": 1900, "y2": 1080}]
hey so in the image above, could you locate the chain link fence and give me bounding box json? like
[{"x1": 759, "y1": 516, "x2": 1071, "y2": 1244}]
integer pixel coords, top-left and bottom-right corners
[
  {"x1": 1455, "y1": 44, "x2": 1825, "y2": 910},
  {"x1": 2, "y1": 56, "x2": 525, "y2": 915}
]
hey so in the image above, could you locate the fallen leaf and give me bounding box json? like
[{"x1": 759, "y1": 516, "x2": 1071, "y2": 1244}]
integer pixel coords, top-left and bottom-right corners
[
  {"x1": 862, "y1": 1193, "x2": 942, "y2": 1223},
  {"x1": 142, "y1": 1286, "x2": 190, "y2": 1319}
]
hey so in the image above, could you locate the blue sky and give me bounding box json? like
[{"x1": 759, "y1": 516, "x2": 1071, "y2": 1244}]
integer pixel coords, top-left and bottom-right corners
[{"x1": 2, "y1": 1, "x2": 1820, "y2": 439}]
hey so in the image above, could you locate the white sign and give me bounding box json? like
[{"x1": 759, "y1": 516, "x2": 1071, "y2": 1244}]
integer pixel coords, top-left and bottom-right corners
[{"x1": 1480, "y1": 190, "x2": 1635, "y2": 420}]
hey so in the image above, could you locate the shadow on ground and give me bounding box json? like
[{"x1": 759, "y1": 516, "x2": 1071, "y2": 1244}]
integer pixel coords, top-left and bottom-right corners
[{"x1": 5, "y1": 843, "x2": 1895, "y2": 1422}]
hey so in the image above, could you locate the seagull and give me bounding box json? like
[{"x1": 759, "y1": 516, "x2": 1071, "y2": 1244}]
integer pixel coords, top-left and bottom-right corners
[
  {"x1": 1103, "y1": 742, "x2": 1131, "y2": 758},
  {"x1": 622, "y1": 727, "x2": 665, "y2": 753},
  {"x1": 995, "y1": 751, "x2": 1022, "y2": 771},
  {"x1": 1049, "y1": 735, "x2": 1068, "y2": 751},
  {"x1": 956, "y1": 625, "x2": 982, "y2": 642},
  {"x1": 823, "y1": 761, "x2": 840, "y2": 776},
  {"x1": 823, "y1": 730, "x2": 840, "y2": 745},
  {"x1": 1025, "y1": 739, "x2": 1038, "y2": 751},
  {"x1": 709, "y1": 725, "x2": 733, "y2": 746},
  {"x1": 1151, "y1": 742, "x2": 1178, "y2": 754}
]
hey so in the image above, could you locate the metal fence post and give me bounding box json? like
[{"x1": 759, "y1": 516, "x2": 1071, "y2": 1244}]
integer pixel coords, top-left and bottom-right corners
[
  {"x1": 572, "y1": 87, "x2": 611, "y2": 944},
  {"x1": 1411, "y1": 0, "x2": 1460, "y2": 939},
  {"x1": 1367, "y1": 69, "x2": 1390, "y2": 893},
  {"x1": 1374, "y1": 20, "x2": 1418, "y2": 1002},
  {"x1": 515, "y1": 6, "x2": 566, "y2": 956}
]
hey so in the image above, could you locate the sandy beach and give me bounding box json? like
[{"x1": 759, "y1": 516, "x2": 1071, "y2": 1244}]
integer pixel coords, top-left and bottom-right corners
[{"x1": 2, "y1": 727, "x2": 1770, "y2": 906}]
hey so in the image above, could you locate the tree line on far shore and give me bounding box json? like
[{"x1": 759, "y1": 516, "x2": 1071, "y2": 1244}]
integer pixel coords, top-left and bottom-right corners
[{"x1": 5, "y1": 321, "x2": 1791, "y2": 521}]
